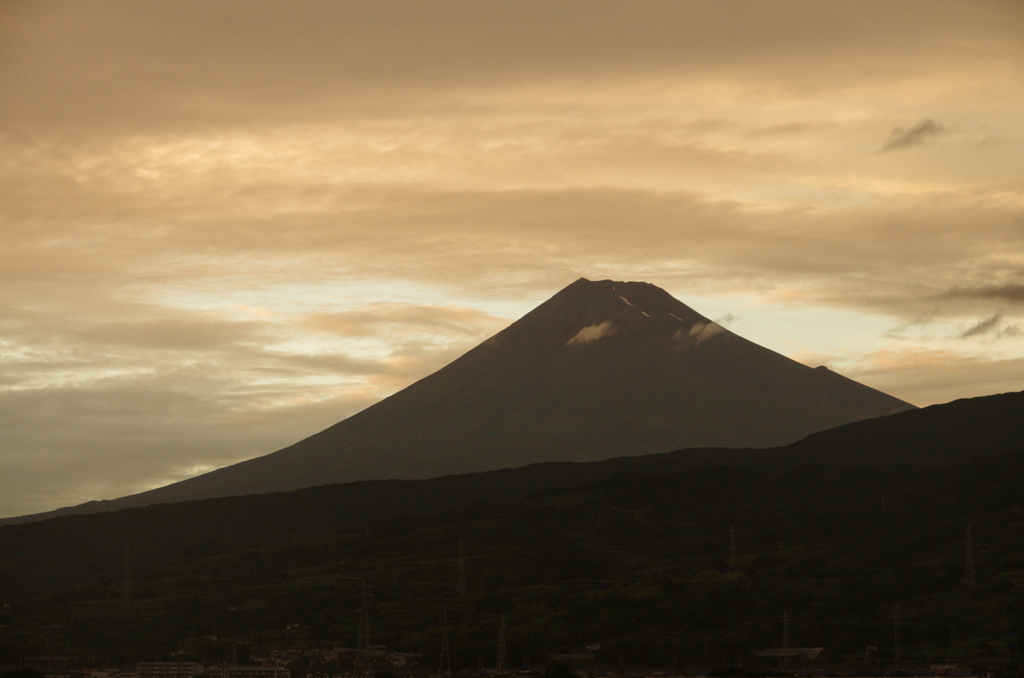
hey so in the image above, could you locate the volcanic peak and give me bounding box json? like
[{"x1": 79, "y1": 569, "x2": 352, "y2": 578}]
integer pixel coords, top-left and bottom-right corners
[
  {"x1": 488, "y1": 277, "x2": 725, "y2": 357},
  {"x1": 1, "y1": 277, "x2": 917, "y2": 521}
]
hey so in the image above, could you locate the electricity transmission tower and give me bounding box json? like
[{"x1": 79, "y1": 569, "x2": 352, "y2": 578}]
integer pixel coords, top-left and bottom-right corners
[
  {"x1": 728, "y1": 526, "x2": 738, "y2": 581},
  {"x1": 439, "y1": 610, "x2": 452, "y2": 676},
  {"x1": 356, "y1": 580, "x2": 373, "y2": 672},
  {"x1": 964, "y1": 524, "x2": 976, "y2": 588},
  {"x1": 457, "y1": 539, "x2": 467, "y2": 596},
  {"x1": 496, "y1": 615, "x2": 509, "y2": 673}
]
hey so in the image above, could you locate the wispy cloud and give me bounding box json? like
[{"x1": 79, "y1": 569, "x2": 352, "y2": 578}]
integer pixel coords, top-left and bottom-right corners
[
  {"x1": 567, "y1": 321, "x2": 619, "y2": 345},
  {"x1": 714, "y1": 313, "x2": 739, "y2": 326},
  {"x1": 676, "y1": 321, "x2": 725, "y2": 345},
  {"x1": 305, "y1": 304, "x2": 506, "y2": 339},
  {"x1": 880, "y1": 119, "x2": 944, "y2": 151},
  {"x1": 956, "y1": 312, "x2": 1021, "y2": 339},
  {"x1": 883, "y1": 308, "x2": 940, "y2": 339}
]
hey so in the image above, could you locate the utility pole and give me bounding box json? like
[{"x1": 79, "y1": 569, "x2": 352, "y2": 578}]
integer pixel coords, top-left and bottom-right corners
[
  {"x1": 356, "y1": 580, "x2": 372, "y2": 672},
  {"x1": 439, "y1": 610, "x2": 452, "y2": 677},
  {"x1": 457, "y1": 539, "x2": 467, "y2": 597},
  {"x1": 781, "y1": 611, "x2": 790, "y2": 667},
  {"x1": 121, "y1": 546, "x2": 132, "y2": 598},
  {"x1": 964, "y1": 525, "x2": 976, "y2": 588},
  {"x1": 496, "y1": 615, "x2": 509, "y2": 673},
  {"x1": 728, "y1": 526, "x2": 738, "y2": 582},
  {"x1": 893, "y1": 604, "x2": 901, "y2": 666}
]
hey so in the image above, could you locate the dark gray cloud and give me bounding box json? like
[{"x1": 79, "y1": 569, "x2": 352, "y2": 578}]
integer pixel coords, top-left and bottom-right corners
[
  {"x1": 945, "y1": 283, "x2": 1024, "y2": 304},
  {"x1": 956, "y1": 312, "x2": 1021, "y2": 339},
  {"x1": 881, "y1": 119, "x2": 944, "y2": 151},
  {"x1": 959, "y1": 313, "x2": 1002, "y2": 338}
]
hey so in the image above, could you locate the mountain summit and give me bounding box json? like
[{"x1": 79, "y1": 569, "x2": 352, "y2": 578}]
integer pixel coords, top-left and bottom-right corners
[{"x1": 40, "y1": 278, "x2": 917, "y2": 513}]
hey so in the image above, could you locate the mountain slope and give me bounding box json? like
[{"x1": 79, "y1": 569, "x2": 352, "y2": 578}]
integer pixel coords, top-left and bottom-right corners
[
  {"x1": 7, "y1": 278, "x2": 915, "y2": 518},
  {"x1": 784, "y1": 388, "x2": 1024, "y2": 465},
  {"x1": 1, "y1": 390, "x2": 1022, "y2": 575}
]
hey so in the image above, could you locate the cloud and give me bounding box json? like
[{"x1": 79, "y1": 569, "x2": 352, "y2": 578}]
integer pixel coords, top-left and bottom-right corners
[
  {"x1": 4, "y1": 3, "x2": 1021, "y2": 136},
  {"x1": 305, "y1": 304, "x2": 506, "y2": 339},
  {"x1": 0, "y1": 377, "x2": 388, "y2": 517},
  {"x1": 0, "y1": 293, "x2": 508, "y2": 517},
  {"x1": 883, "y1": 308, "x2": 940, "y2": 339},
  {"x1": 839, "y1": 348, "x2": 1024, "y2": 407},
  {"x1": 945, "y1": 283, "x2": 1024, "y2": 304},
  {"x1": 567, "y1": 321, "x2": 619, "y2": 345},
  {"x1": 674, "y1": 321, "x2": 726, "y2": 345},
  {"x1": 689, "y1": 321, "x2": 725, "y2": 343},
  {"x1": 958, "y1": 313, "x2": 1001, "y2": 338},
  {"x1": 0, "y1": 327, "x2": 484, "y2": 518},
  {"x1": 714, "y1": 312, "x2": 739, "y2": 326},
  {"x1": 956, "y1": 312, "x2": 1021, "y2": 339},
  {"x1": 1, "y1": 0, "x2": 1023, "y2": 518},
  {"x1": 880, "y1": 119, "x2": 944, "y2": 151}
]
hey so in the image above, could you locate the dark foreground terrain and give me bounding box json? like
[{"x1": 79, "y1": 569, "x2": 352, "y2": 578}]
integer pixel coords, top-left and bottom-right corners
[{"x1": 1, "y1": 393, "x2": 1024, "y2": 675}]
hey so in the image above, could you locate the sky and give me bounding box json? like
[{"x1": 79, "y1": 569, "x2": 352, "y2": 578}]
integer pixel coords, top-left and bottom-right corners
[{"x1": 2, "y1": 0, "x2": 1023, "y2": 518}]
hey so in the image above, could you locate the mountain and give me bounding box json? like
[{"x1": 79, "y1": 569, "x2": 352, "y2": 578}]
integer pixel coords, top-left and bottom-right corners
[
  {"x1": 0, "y1": 390, "x2": 1021, "y2": 585},
  {"x1": 6, "y1": 278, "x2": 914, "y2": 521}
]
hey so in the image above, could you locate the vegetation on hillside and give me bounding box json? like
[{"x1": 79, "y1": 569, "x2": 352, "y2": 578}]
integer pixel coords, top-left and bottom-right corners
[{"x1": 3, "y1": 452, "x2": 1024, "y2": 675}]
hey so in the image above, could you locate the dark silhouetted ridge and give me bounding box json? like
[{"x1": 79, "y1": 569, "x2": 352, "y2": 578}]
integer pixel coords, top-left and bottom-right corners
[{"x1": 1, "y1": 390, "x2": 1020, "y2": 545}]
